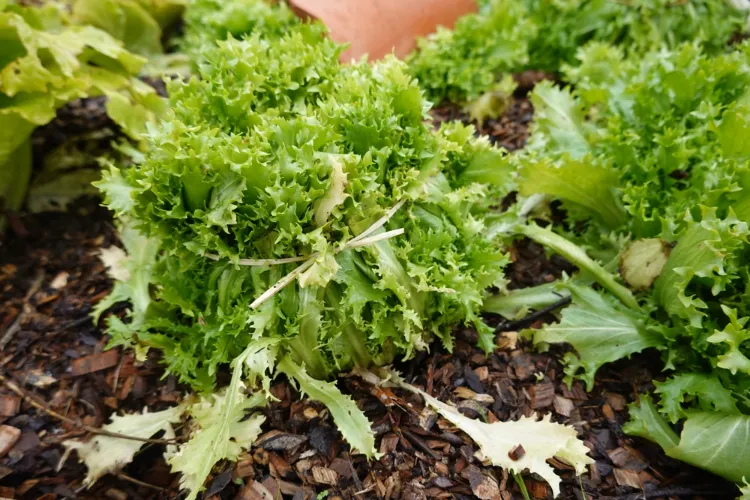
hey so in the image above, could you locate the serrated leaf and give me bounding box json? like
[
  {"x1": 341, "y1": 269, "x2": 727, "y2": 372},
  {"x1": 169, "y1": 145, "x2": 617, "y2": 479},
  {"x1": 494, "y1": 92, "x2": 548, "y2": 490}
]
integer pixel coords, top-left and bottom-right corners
[
  {"x1": 278, "y1": 356, "x2": 378, "y2": 459},
  {"x1": 63, "y1": 404, "x2": 185, "y2": 487},
  {"x1": 654, "y1": 373, "x2": 739, "y2": 424},
  {"x1": 169, "y1": 345, "x2": 267, "y2": 500},
  {"x1": 94, "y1": 166, "x2": 139, "y2": 215},
  {"x1": 314, "y1": 156, "x2": 349, "y2": 227},
  {"x1": 389, "y1": 370, "x2": 592, "y2": 497},
  {"x1": 532, "y1": 284, "x2": 660, "y2": 390},
  {"x1": 653, "y1": 211, "x2": 749, "y2": 328},
  {"x1": 528, "y1": 82, "x2": 589, "y2": 159},
  {"x1": 92, "y1": 219, "x2": 159, "y2": 326},
  {"x1": 707, "y1": 306, "x2": 750, "y2": 375}
]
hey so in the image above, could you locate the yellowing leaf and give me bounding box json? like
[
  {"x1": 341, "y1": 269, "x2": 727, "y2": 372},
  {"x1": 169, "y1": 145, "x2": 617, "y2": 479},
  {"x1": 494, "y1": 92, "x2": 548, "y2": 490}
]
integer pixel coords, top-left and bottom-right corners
[
  {"x1": 99, "y1": 245, "x2": 131, "y2": 281},
  {"x1": 389, "y1": 371, "x2": 592, "y2": 497},
  {"x1": 619, "y1": 238, "x2": 671, "y2": 290},
  {"x1": 63, "y1": 404, "x2": 185, "y2": 487}
]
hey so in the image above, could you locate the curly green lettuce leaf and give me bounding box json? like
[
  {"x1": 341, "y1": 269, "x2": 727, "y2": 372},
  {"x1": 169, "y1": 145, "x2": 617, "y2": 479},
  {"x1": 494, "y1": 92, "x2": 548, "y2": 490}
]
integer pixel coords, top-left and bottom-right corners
[
  {"x1": 181, "y1": 0, "x2": 299, "y2": 58},
  {"x1": 526, "y1": 0, "x2": 745, "y2": 72},
  {"x1": 708, "y1": 306, "x2": 750, "y2": 376},
  {"x1": 92, "y1": 219, "x2": 160, "y2": 329},
  {"x1": 532, "y1": 284, "x2": 659, "y2": 390},
  {"x1": 527, "y1": 82, "x2": 590, "y2": 159},
  {"x1": 524, "y1": 43, "x2": 750, "y2": 238},
  {"x1": 406, "y1": 0, "x2": 533, "y2": 103},
  {"x1": 95, "y1": 163, "x2": 139, "y2": 214},
  {"x1": 409, "y1": 0, "x2": 745, "y2": 103},
  {"x1": 653, "y1": 210, "x2": 749, "y2": 328},
  {"x1": 654, "y1": 373, "x2": 740, "y2": 424},
  {"x1": 99, "y1": 22, "x2": 510, "y2": 388}
]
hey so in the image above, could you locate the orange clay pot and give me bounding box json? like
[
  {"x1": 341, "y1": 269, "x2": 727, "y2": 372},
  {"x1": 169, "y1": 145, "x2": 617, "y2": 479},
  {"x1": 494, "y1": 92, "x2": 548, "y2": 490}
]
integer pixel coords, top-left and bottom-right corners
[{"x1": 289, "y1": 0, "x2": 477, "y2": 62}]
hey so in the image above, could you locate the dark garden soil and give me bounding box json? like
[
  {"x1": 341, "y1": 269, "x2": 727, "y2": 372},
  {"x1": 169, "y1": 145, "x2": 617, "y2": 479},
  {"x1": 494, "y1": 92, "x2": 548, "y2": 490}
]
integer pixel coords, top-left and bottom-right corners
[{"x1": 0, "y1": 92, "x2": 739, "y2": 500}]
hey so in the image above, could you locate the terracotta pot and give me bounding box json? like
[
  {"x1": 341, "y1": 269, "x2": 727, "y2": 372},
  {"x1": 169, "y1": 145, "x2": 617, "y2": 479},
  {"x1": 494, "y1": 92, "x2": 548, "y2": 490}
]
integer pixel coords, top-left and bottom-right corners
[{"x1": 289, "y1": 0, "x2": 477, "y2": 62}]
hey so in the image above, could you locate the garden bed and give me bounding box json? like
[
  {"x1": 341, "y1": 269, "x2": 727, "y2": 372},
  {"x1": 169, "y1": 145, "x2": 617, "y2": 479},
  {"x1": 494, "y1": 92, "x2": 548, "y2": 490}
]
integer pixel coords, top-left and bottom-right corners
[{"x1": 0, "y1": 97, "x2": 737, "y2": 499}]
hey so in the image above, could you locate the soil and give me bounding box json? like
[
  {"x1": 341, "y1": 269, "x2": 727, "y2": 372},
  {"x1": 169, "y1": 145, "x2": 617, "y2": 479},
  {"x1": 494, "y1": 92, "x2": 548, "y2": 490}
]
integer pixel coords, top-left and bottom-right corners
[
  {"x1": 430, "y1": 98, "x2": 534, "y2": 153},
  {"x1": 0, "y1": 90, "x2": 740, "y2": 500}
]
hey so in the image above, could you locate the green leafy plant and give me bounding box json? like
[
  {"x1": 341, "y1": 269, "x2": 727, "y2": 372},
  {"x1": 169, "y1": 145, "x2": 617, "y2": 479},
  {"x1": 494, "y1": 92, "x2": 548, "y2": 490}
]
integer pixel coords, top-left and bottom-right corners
[
  {"x1": 88, "y1": 16, "x2": 590, "y2": 497},
  {"x1": 496, "y1": 40, "x2": 750, "y2": 491},
  {"x1": 406, "y1": 0, "x2": 533, "y2": 104},
  {"x1": 180, "y1": 0, "x2": 299, "y2": 57},
  {"x1": 407, "y1": 0, "x2": 746, "y2": 105},
  {"x1": 68, "y1": 0, "x2": 186, "y2": 56},
  {"x1": 0, "y1": 1, "x2": 166, "y2": 228}
]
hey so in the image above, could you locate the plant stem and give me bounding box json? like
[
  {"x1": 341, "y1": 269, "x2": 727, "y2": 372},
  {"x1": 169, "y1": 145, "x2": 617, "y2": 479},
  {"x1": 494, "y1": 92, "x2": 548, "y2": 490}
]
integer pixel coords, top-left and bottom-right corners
[{"x1": 518, "y1": 224, "x2": 640, "y2": 310}]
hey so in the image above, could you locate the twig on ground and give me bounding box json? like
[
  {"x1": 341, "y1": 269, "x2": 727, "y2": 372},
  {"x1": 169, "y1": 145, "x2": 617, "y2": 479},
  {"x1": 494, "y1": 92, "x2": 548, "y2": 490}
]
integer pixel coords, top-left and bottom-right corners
[
  {"x1": 401, "y1": 428, "x2": 442, "y2": 460},
  {"x1": 0, "y1": 270, "x2": 44, "y2": 350},
  {"x1": 0, "y1": 372, "x2": 179, "y2": 445},
  {"x1": 117, "y1": 472, "x2": 167, "y2": 492},
  {"x1": 495, "y1": 294, "x2": 572, "y2": 332}
]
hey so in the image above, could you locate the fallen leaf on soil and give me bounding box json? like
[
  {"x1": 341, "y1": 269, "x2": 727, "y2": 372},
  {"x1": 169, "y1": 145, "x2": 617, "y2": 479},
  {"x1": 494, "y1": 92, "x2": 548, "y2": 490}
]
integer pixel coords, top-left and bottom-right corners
[
  {"x1": 63, "y1": 404, "x2": 184, "y2": 486},
  {"x1": 386, "y1": 369, "x2": 593, "y2": 497}
]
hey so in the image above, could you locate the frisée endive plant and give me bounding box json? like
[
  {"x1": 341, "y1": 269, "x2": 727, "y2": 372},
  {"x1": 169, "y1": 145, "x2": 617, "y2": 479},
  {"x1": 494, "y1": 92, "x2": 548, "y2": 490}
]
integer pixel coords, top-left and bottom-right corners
[{"x1": 82, "y1": 17, "x2": 595, "y2": 499}]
